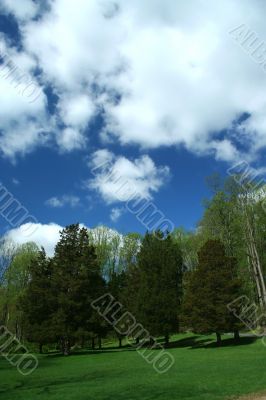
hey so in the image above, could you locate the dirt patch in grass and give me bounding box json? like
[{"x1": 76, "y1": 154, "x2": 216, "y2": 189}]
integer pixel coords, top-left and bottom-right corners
[{"x1": 236, "y1": 393, "x2": 266, "y2": 400}]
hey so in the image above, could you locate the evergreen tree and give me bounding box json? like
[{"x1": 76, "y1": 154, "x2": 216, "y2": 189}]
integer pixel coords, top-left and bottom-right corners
[
  {"x1": 108, "y1": 270, "x2": 127, "y2": 347},
  {"x1": 51, "y1": 224, "x2": 105, "y2": 355},
  {"x1": 137, "y1": 232, "x2": 183, "y2": 345},
  {"x1": 182, "y1": 239, "x2": 243, "y2": 345},
  {"x1": 20, "y1": 248, "x2": 55, "y2": 353}
]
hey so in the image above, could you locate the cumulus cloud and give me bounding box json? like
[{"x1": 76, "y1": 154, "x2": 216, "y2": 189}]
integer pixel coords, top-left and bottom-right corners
[
  {"x1": 57, "y1": 93, "x2": 95, "y2": 129},
  {"x1": 110, "y1": 207, "x2": 124, "y2": 222},
  {"x1": 5, "y1": 222, "x2": 121, "y2": 257},
  {"x1": 1, "y1": 0, "x2": 266, "y2": 163},
  {"x1": 90, "y1": 149, "x2": 114, "y2": 169},
  {"x1": 45, "y1": 195, "x2": 80, "y2": 208},
  {"x1": 87, "y1": 150, "x2": 170, "y2": 204},
  {"x1": 5, "y1": 222, "x2": 63, "y2": 257},
  {"x1": 55, "y1": 93, "x2": 95, "y2": 151},
  {"x1": 56, "y1": 127, "x2": 84, "y2": 152},
  {"x1": 0, "y1": 0, "x2": 38, "y2": 21},
  {"x1": 0, "y1": 39, "x2": 49, "y2": 159}
]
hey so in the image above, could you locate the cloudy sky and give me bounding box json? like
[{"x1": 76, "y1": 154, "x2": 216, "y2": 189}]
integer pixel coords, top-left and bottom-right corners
[{"x1": 0, "y1": 0, "x2": 266, "y2": 252}]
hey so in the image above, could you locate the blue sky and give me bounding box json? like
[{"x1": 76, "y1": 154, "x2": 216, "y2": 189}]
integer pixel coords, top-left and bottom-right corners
[
  {"x1": 0, "y1": 143, "x2": 226, "y2": 236},
  {"x1": 0, "y1": 0, "x2": 266, "y2": 253}
]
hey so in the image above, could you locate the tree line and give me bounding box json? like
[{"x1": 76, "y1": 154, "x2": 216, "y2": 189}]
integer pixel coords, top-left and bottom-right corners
[{"x1": 0, "y1": 173, "x2": 265, "y2": 353}]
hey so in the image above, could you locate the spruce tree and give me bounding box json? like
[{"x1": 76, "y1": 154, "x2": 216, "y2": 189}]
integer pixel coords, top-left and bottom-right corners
[
  {"x1": 137, "y1": 232, "x2": 183, "y2": 345},
  {"x1": 108, "y1": 270, "x2": 128, "y2": 347},
  {"x1": 51, "y1": 224, "x2": 105, "y2": 355},
  {"x1": 182, "y1": 239, "x2": 243, "y2": 345},
  {"x1": 20, "y1": 248, "x2": 55, "y2": 353}
]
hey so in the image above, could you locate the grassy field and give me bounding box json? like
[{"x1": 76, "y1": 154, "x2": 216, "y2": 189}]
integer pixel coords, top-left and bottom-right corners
[{"x1": 1, "y1": 334, "x2": 266, "y2": 400}]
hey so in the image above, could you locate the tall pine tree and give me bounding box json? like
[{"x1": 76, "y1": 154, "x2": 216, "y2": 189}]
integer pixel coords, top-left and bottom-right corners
[
  {"x1": 182, "y1": 239, "x2": 243, "y2": 345},
  {"x1": 20, "y1": 248, "x2": 55, "y2": 353},
  {"x1": 51, "y1": 224, "x2": 105, "y2": 355},
  {"x1": 137, "y1": 232, "x2": 183, "y2": 345}
]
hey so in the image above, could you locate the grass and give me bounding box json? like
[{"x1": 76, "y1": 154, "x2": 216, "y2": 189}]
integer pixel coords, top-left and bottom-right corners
[{"x1": 1, "y1": 333, "x2": 266, "y2": 400}]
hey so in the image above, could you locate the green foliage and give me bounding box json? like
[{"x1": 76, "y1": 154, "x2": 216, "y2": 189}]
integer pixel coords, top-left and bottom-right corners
[
  {"x1": 0, "y1": 239, "x2": 18, "y2": 285},
  {"x1": 182, "y1": 240, "x2": 243, "y2": 342},
  {"x1": 4, "y1": 170, "x2": 266, "y2": 354},
  {"x1": 20, "y1": 248, "x2": 55, "y2": 351},
  {"x1": 171, "y1": 227, "x2": 205, "y2": 270},
  {"x1": 0, "y1": 242, "x2": 39, "y2": 335},
  {"x1": 21, "y1": 224, "x2": 105, "y2": 355},
  {"x1": 136, "y1": 232, "x2": 183, "y2": 342},
  {"x1": 199, "y1": 175, "x2": 262, "y2": 303}
]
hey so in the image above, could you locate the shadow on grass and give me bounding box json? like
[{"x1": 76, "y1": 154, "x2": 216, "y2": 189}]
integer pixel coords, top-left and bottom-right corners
[
  {"x1": 43, "y1": 335, "x2": 259, "y2": 359},
  {"x1": 158, "y1": 335, "x2": 259, "y2": 349},
  {"x1": 155, "y1": 335, "x2": 207, "y2": 348},
  {"x1": 193, "y1": 336, "x2": 258, "y2": 349},
  {"x1": 46, "y1": 346, "x2": 136, "y2": 358}
]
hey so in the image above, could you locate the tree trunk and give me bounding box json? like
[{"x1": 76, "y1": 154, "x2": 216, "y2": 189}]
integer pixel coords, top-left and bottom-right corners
[
  {"x1": 234, "y1": 330, "x2": 240, "y2": 342},
  {"x1": 118, "y1": 337, "x2": 122, "y2": 348},
  {"x1": 244, "y1": 205, "x2": 266, "y2": 311},
  {"x1": 135, "y1": 337, "x2": 140, "y2": 345},
  {"x1": 91, "y1": 337, "x2": 95, "y2": 350},
  {"x1": 1, "y1": 303, "x2": 8, "y2": 326},
  {"x1": 98, "y1": 336, "x2": 102, "y2": 350},
  {"x1": 149, "y1": 337, "x2": 155, "y2": 347},
  {"x1": 39, "y1": 343, "x2": 43, "y2": 354},
  {"x1": 164, "y1": 333, "x2": 169, "y2": 347},
  {"x1": 216, "y1": 332, "x2": 222, "y2": 346},
  {"x1": 247, "y1": 250, "x2": 264, "y2": 309},
  {"x1": 253, "y1": 242, "x2": 266, "y2": 309},
  {"x1": 62, "y1": 338, "x2": 70, "y2": 356},
  {"x1": 248, "y1": 240, "x2": 264, "y2": 308}
]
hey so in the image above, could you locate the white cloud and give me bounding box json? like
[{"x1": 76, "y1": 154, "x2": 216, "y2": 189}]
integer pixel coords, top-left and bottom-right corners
[
  {"x1": 110, "y1": 207, "x2": 124, "y2": 222},
  {"x1": 5, "y1": 222, "x2": 63, "y2": 257},
  {"x1": 45, "y1": 195, "x2": 80, "y2": 208},
  {"x1": 57, "y1": 93, "x2": 95, "y2": 129},
  {"x1": 209, "y1": 139, "x2": 240, "y2": 162},
  {"x1": 56, "y1": 128, "x2": 84, "y2": 152},
  {"x1": 0, "y1": 0, "x2": 38, "y2": 21},
  {"x1": 0, "y1": 40, "x2": 49, "y2": 159},
  {"x1": 87, "y1": 150, "x2": 170, "y2": 204},
  {"x1": 1, "y1": 0, "x2": 266, "y2": 162},
  {"x1": 5, "y1": 222, "x2": 122, "y2": 257},
  {"x1": 55, "y1": 93, "x2": 95, "y2": 151},
  {"x1": 89, "y1": 148, "x2": 114, "y2": 170}
]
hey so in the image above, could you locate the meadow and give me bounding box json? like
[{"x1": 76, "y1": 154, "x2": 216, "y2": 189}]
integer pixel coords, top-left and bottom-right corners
[{"x1": 1, "y1": 334, "x2": 266, "y2": 400}]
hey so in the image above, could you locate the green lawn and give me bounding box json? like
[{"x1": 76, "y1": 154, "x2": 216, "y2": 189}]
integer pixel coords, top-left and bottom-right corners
[{"x1": 1, "y1": 334, "x2": 266, "y2": 400}]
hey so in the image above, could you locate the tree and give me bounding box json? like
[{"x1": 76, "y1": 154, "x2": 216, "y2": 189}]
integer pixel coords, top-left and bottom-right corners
[
  {"x1": 88, "y1": 226, "x2": 123, "y2": 279},
  {"x1": 20, "y1": 248, "x2": 55, "y2": 353},
  {"x1": 137, "y1": 232, "x2": 183, "y2": 345},
  {"x1": 51, "y1": 224, "x2": 105, "y2": 355},
  {"x1": 0, "y1": 238, "x2": 18, "y2": 285},
  {"x1": 108, "y1": 269, "x2": 127, "y2": 348},
  {"x1": 199, "y1": 189, "x2": 239, "y2": 257},
  {"x1": 0, "y1": 238, "x2": 18, "y2": 326},
  {"x1": 238, "y1": 186, "x2": 266, "y2": 310},
  {"x1": 171, "y1": 228, "x2": 205, "y2": 271},
  {"x1": 118, "y1": 232, "x2": 142, "y2": 341},
  {"x1": 1, "y1": 242, "x2": 39, "y2": 337},
  {"x1": 199, "y1": 174, "x2": 262, "y2": 314},
  {"x1": 119, "y1": 233, "x2": 141, "y2": 271},
  {"x1": 182, "y1": 239, "x2": 243, "y2": 345}
]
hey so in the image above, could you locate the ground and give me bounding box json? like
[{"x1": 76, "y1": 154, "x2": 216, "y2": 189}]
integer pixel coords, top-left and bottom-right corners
[
  {"x1": 1, "y1": 334, "x2": 266, "y2": 400},
  {"x1": 237, "y1": 396, "x2": 266, "y2": 399}
]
